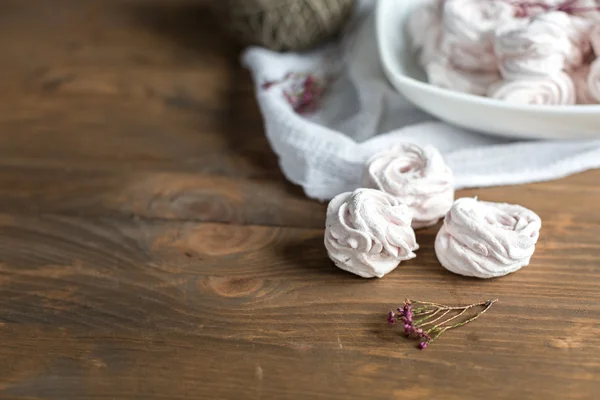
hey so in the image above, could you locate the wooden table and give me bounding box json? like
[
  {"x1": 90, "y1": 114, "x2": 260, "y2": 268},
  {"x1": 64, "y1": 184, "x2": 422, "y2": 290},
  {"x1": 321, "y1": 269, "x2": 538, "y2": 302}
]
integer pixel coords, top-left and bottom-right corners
[{"x1": 1, "y1": 1, "x2": 599, "y2": 399}]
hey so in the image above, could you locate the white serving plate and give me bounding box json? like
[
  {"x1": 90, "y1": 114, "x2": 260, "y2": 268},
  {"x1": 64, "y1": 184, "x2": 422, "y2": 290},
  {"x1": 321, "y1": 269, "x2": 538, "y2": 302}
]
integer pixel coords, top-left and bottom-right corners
[{"x1": 375, "y1": 0, "x2": 600, "y2": 140}]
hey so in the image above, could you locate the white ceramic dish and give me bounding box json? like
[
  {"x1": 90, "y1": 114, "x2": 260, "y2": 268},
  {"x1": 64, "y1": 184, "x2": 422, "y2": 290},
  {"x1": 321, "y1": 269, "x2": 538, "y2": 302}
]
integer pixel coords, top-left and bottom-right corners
[{"x1": 375, "y1": 0, "x2": 600, "y2": 140}]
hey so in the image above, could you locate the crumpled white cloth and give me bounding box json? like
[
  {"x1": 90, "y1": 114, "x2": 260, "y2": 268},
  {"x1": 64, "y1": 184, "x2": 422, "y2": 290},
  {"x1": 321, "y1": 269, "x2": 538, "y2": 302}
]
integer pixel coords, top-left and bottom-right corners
[{"x1": 241, "y1": 0, "x2": 600, "y2": 201}]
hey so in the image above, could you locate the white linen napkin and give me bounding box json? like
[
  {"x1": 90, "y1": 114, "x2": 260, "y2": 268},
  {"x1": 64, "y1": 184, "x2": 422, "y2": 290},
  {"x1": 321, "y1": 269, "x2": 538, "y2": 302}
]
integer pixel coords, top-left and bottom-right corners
[{"x1": 241, "y1": 1, "x2": 600, "y2": 201}]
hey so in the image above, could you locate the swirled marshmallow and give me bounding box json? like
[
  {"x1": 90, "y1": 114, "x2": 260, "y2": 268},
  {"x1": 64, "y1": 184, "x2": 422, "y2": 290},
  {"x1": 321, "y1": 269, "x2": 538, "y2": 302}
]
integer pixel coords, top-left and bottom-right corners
[
  {"x1": 407, "y1": 0, "x2": 445, "y2": 66},
  {"x1": 440, "y1": 36, "x2": 498, "y2": 72},
  {"x1": 568, "y1": 0, "x2": 600, "y2": 22},
  {"x1": 420, "y1": 27, "x2": 443, "y2": 66},
  {"x1": 426, "y1": 59, "x2": 501, "y2": 95},
  {"x1": 488, "y1": 72, "x2": 576, "y2": 105},
  {"x1": 324, "y1": 189, "x2": 419, "y2": 278},
  {"x1": 570, "y1": 64, "x2": 598, "y2": 103},
  {"x1": 589, "y1": 23, "x2": 600, "y2": 55},
  {"x1": 587, "y1": 57, "x2": 600, "y2": 101},
  {"x1": 513, "y1": 1, "x2": 564, "y2": 18},
  {"x1": 408, "y1": 0, "x2": 443, "y2": 50},
  {"x1": 435, "y1": 198, "x2": 542, "y2": 278},
  {"x1": 443, "y1": 0, "x2": 516, "y2": 42},
  {"x1": 362, "y1": 144, "x2": 454, "y2": 229},
  {"x1": 440, "y1": 0, "x2": 514, "y2": 72},
  {"x1": 494, "y1": 12, "x2": 573, "y2": 79},
  {"x1": 565, "y1": 16, "x2": 593, "y2": 69},
  {"x1": 442, "y1": 0, "x2": 515, "y2": 71}
]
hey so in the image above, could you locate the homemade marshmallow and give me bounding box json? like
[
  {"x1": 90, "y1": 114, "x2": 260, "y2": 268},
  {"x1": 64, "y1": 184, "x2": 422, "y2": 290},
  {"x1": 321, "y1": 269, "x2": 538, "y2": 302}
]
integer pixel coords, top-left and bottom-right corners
[
  {"x1": 570, "y1": 64, "x2": 598, "y2": 103},
  {"x1": 487, "y1": 71, "x2": 576, "y2": 105},
  {"x1": 513, "y1": 1, "x2": 566, "y2": 18},
  {"x1": 442, "y1": 0, "x2": 515, "y2": 71},
  {"x1": 566, "y1": 16, "x2": 593, "y2": 69},
  {"x1": 568, "y1": 0, "x2": 600, "y2": 22},
  {"x1": 588, "y1": 57, "x2": 600, "y2": 100},
  {"x1": 407, "y1": 0, "x2": 443, "y2": 50},
  {"x1": 426, "y1": 59, "x2": 501, "y2": 95},
  {"x1": 435, "y1": 197, "x2": 542, "y2": 278},
  {"x1": 442, "y1": 0, "x2": 515, "y2": 42},
  {"x1": 324, "y1": 189, "x2": 419, "y2": 278},
  {"x1": 494, "y1": 12, "x2": 573, "y2": 79},
  {"x1": 590, "y1": 23, "x2": 600, "y2": 55},
  {"x1": 362, "y1": 144, "x2": 454, "y2": 229},
  {"x1": 407, "y1": 0, "x2": 444, "y2": 66}
]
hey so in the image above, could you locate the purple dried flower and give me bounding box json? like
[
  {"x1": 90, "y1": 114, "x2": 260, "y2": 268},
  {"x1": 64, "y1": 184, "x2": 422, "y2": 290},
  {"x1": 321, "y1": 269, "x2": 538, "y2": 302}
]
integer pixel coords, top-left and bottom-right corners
[
  {"x1": 387, "y1": 311, "x2": 396, "y2": 325},
  {"x1": 387, "y1": 298, "x2": 498, "y2": 351},
  {"x1": 261, "y1": 81, "x2": 276, "y2": 90},
  {"x1": 403, "y1": 302, "x2": 412, "y2": 320},
  {"x1": 283, "y1": 74, "x2": 327, "y2": 114},
  {"x1": 260, "y1": 72, "x2": 329, "y2": 114}
]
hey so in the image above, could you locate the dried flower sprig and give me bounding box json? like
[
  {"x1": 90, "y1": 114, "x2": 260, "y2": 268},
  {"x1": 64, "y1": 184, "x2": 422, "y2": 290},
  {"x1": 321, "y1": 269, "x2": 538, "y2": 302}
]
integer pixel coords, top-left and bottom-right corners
[
  {"x1": 261, "y1": 72, "x2": 328, "y2": 114},
  {"x1": 388, "y1": 298, "x2": 498, "y2": 350},
  {"x1": 283, "y1": 73, "x2": 328, "y2": 114}
]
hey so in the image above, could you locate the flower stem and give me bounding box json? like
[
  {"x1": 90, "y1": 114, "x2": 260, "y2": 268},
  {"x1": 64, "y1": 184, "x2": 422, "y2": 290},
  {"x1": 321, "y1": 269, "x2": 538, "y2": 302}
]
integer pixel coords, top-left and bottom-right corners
[
  {"x1": 389, "y1": 298, "x2": 498, "y2": 349},
  {"x1": 441, "y1": 299, "x2": 498, "y2": 331},
  {"x1": 419, "y1": 309, "x2": 450, "y2": 328},
  {"x1": 412, "y1": 299, "x2": 492, "y2": 311},
  {"x1": 434, "y1": 307, "x2": 469, "y2": 328},
  {"x1": 427, "y1": 299, "x2": 498, "y2": 341},
  {"x1": 413, "y1": 308, "x2": 441, "y2": 325}
]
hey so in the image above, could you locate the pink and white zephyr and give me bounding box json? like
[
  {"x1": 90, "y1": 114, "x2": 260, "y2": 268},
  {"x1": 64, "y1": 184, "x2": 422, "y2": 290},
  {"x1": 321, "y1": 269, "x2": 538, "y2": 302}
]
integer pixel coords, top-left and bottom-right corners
[
  {"x1": 435, "y1": 197, "x2": 542, "y2": 279},
  {"x1": 569, "y1": 64, "x2": 598, "y2": 103},
  {"x1": 362, "y1": 144, "x2": 454, "y2": 229},
  {"x1": 493, "y1": 12, "x2": 575, "y2": 80},
  {"x1": 487, "y1": 71, "x2": 576, "y2": 105},
  {"x1": 407, "y1": 0, "x2": 445, "y2": 66},
  {"x1": 441, "y1": 0, "x2": 516, "y2": 71},
  {"x1": 324, "y1": 189, "x2": 418, "y2": 278},
  {"x1": 567, "y1": 0, "x2": 600, "y2": 22},
  {"x1": 564, "y1": 16, "x2": 594, "y2": 69},
  {"x1": 587, "y1": 58, "x2": 600, "y2": 101},
  {"x1": 589, "y1": 22, "x2": 600, "y2": 54},
  {"x1": 588, "y1": 24, "x2": 600, "y2": 102},
  {"x1": 426, "y1": 59, "x2": 501, "y2": 95}
]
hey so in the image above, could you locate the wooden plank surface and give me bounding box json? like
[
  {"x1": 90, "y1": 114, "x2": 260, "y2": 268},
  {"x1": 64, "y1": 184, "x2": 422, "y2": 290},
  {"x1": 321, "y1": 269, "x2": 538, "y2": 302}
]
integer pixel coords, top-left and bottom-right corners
[{"x1": 0, "y1": 1, "x2": 599, "y2": 399}]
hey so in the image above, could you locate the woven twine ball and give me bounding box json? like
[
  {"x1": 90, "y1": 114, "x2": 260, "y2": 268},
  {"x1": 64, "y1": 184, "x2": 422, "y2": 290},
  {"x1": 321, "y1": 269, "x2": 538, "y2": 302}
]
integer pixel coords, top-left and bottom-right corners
[{"x1": 213, "y1": 0, "x2": 355, "y2": 51}]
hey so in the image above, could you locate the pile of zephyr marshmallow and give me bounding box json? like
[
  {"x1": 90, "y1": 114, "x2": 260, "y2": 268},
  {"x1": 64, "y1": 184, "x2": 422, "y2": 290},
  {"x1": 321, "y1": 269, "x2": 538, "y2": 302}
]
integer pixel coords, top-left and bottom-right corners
[
  {"x1": 409, "y1": 0, "x2": 600, "y2": 104},
  {"x1": 324, "y1": 144, "x2": 542, "y2": 279}
]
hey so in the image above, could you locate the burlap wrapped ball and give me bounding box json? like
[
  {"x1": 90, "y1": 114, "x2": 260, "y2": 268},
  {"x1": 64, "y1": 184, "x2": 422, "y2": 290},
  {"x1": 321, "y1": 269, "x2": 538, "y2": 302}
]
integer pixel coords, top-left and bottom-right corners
[{"x1": 213, "y1": 0, "x2": 355, "y2": 51}]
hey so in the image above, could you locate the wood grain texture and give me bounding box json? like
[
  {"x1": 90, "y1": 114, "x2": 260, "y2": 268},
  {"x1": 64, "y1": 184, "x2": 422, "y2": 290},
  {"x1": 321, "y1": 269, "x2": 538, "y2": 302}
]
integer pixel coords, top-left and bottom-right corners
[{"x1": 0, "y1": 1, "x2": 599, "y2": 399}]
